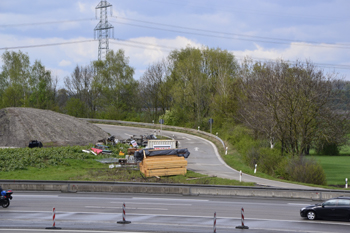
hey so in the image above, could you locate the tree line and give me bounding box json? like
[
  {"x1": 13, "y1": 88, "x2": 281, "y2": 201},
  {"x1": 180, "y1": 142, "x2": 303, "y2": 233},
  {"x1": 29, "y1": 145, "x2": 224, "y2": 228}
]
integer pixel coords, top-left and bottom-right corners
[{"x1": 1, "y1": 48, "x2": 350, "y2": 157}]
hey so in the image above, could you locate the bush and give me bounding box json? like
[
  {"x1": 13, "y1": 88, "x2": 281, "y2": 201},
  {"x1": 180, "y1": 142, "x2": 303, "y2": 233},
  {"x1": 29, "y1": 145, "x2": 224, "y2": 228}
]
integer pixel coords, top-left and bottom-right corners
[
  {"x1": 227, "y1": 125, "x2": 259, "y2": 156},
  {"x1": 286, "y1": 156, "x2": 327, "y2": 185},
  {"x1": 257, "y1": 148, "x2": 283, "y2": 176},
  {"x1": 316, "y1": 143, "x2": 340, "y2": 156}
]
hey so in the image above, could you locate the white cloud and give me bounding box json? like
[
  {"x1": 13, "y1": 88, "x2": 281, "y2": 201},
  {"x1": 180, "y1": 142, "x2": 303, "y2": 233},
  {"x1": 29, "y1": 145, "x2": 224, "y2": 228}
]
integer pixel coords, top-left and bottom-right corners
[
  {"x1": 233, "y1": 42, "x2": 350, "y2": 63},
  {"x1": 59, "y1": 59, "x2": 71, "y2": 67},
  {"x1": 77, "y1": 2, "x2": 86, "y2": 12}
]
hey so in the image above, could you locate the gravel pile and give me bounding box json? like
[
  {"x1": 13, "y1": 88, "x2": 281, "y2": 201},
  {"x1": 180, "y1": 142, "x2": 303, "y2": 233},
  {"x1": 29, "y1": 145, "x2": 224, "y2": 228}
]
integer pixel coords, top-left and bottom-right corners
[{"x1": 0, "y1": 107, "x2": 109, "y2": 147}]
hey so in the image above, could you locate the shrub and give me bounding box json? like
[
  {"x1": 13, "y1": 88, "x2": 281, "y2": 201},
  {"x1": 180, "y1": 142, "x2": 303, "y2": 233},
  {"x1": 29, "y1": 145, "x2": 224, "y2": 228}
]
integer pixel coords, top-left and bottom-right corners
[
  {"x1": 257, "y1": 148, "x2": 283, "y2": 176},
  {"x1": 316, "y1": 143, "x2": 340, "y2": 156},
  {"x1": 285, "y1": 156, "x2": 327, "y2": 185}
]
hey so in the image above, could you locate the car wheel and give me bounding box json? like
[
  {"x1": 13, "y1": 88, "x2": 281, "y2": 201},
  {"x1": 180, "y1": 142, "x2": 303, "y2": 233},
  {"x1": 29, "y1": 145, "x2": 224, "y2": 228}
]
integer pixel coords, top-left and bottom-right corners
[{"x1": 306, "y1": 211, "x2": 316, "y2": 220}]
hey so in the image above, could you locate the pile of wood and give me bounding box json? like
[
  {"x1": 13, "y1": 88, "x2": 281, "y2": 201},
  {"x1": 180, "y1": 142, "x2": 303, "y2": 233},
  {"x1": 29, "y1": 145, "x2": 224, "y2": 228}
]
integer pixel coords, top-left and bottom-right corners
[{"x1": 139, "y1": 151, "x2": 188, "y2": 177}]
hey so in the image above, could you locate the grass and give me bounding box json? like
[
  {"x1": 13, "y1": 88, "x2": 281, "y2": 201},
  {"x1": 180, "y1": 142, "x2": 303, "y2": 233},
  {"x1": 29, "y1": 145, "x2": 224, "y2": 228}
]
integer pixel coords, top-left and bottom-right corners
[
  {"x1": 311, "y1": 156, "x2": 350, "y2": 186},
  {"x1": 0, "y1": 149, "x2": 254, "y2": 186}
]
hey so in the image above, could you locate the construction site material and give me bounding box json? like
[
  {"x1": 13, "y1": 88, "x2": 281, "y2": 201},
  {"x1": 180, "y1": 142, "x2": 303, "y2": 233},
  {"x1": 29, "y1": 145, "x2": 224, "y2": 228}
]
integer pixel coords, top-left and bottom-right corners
[
  {"x1": 127, "y1": 148, "x2": 138, "y2": 155},
  {"x1": 147, "y1": 140, "x2": 177, "y2": 149},
  {"x1": 139, "y1": 150, "x2": 189, "y2": 177},
  {"x1": 91, "y1": 148, "x2": 103, "y2": 154},
  {"x1": 134, "y1": 148, "x2": 190, "y2": 162}
]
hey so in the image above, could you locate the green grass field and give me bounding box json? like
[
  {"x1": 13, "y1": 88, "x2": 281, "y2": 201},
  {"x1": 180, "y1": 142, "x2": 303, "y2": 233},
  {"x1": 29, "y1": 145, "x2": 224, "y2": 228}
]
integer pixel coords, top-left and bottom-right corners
[
  {"x1": 311, "y1": 156, "x2": 350, "y2": 186},
  {"x1": 0, "y1": 146, "x2": 254, "y2": 186}
]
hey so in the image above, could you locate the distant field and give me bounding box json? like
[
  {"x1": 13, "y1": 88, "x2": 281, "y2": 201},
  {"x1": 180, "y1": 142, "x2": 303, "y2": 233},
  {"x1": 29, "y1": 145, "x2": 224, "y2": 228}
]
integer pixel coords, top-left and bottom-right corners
[{"x1": 312, "y1": 155, "x2": 350, "y2": 185}]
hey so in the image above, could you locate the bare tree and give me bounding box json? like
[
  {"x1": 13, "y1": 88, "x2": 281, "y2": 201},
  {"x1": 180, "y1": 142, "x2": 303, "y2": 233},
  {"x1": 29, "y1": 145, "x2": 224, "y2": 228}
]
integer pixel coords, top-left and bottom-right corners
[
  {"x1": 139, "y1": 59, "x2": 170, "y2": 120},
  {"x1": 237, "y1": 59, "x2": 350, "y2": 155}
]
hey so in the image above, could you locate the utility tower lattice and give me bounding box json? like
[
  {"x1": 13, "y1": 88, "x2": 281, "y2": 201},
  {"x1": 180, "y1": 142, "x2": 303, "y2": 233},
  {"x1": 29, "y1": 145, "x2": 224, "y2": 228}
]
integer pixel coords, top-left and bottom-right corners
[{"x1": 94, "y1": 0, "x2": 114, "y2": 60}]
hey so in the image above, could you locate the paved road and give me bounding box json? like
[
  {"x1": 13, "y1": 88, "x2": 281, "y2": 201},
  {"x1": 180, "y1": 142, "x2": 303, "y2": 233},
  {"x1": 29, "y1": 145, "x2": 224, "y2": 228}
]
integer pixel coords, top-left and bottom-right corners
[
  {"x1": 96, "y1": 124, "x2": 318, "y2": 190},
  {"x1": 1, "y1": 191, "x2": 349, "y2": 233}
]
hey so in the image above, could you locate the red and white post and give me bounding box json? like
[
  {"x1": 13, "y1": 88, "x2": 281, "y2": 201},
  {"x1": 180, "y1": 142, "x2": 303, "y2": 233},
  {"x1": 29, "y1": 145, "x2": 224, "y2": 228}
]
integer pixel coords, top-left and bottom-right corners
[
  {"x1": 213, "y1": 212, "x2": 216, "y2": 233},
  {"x1": 117, "y1": 203, "x2": 131, "y2": 224},
  {"x1": 45, "y1": 207, "x2": 61, "y2": 229},
  {"x1": 236, "y1": 207, "x2": 249, "y2": 229}
]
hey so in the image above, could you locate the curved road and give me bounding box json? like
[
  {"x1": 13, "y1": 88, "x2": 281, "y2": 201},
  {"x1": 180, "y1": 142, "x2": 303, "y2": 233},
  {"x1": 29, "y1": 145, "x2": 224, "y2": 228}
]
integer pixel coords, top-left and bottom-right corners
[{"x1": 96, "y1": 124, "x2": 316, "y2": 190}]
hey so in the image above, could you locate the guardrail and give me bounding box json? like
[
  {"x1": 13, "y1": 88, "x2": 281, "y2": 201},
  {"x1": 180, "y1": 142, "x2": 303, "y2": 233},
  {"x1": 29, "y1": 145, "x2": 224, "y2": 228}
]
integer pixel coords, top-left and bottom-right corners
[
  {"x1": 81, "y1": 118, "x2": 226, "y2": 149},
  {"x1": 1, "y1": 180, "x2": 349, "y2": 201}
]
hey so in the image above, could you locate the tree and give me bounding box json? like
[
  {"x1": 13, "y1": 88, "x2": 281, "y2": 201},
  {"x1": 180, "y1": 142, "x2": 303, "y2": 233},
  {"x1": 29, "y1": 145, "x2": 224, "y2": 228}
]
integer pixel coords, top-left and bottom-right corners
[
  {"x1": 92, "y1": 49, "x2": 138, "y2": 119},
  {"x1": 167, "y1": 47, "x2": 239, "y2": 127},
  {"x1": 237, "y1": 59, "x2": 350, "y2": 155},
  {"x1": 28, "y1": 60, "x2": 55, "y2": 109},
  {"x1": 138, "y1": 59, "x2": 171, "y2": 121},
  {"x1": 0, "y1": 50, "x2": 30, "y2": 107},
  {"x1": 64, "y1": 65, "x2": 95, "y2": 117},
  {"x1": 0, "y1": 50, "x2": 56, "y2": 110}
]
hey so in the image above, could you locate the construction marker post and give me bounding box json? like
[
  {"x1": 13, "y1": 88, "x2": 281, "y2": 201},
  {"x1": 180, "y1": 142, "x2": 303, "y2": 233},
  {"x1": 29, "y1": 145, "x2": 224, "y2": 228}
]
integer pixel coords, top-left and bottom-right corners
[
  {"x1": 45, "y1": 207, "x2": 61, "y2": 229},
  {"x1": 213, "y1": 212, "x2": 216, "y2": 233},
  {"x1": 346, "y1": 178, "x2": 348, "y2": 189},
  {"x1": 117, "y1": 203, "x2": 131, "y2": 224},
  {"x1": 236, "y1": 207, "x2": 249, "y2": 229},
  {"x1": 239, "y1": 170, "x2": 242, "y2": 182}
]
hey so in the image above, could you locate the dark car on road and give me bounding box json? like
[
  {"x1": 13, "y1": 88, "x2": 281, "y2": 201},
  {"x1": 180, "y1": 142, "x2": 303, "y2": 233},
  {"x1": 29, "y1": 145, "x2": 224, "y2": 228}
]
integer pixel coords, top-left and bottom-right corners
[{"x1": 300, "y1": 196, "x2": 350, "y2": 221}]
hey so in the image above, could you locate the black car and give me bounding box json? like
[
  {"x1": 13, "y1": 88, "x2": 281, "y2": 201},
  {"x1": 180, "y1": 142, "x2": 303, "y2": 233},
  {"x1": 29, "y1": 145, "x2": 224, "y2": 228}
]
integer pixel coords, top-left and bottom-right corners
[{"x1": 300, "y1": 196, "x2": 350, "y2": 221}]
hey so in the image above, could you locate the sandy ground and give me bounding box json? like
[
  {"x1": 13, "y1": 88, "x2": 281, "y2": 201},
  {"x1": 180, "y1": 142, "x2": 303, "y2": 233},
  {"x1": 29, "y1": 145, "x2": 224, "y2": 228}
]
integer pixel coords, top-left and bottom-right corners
[{"x1": 0, "y1": 107, "x2": 109, "y2": 147}]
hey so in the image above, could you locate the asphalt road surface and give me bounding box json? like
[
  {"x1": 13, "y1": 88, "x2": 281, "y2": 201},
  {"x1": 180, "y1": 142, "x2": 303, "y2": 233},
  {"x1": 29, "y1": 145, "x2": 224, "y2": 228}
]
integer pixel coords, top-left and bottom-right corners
[
  {"x1": 95, "y1": 124, "x2": 316, "y2": 189},
  {"x1": 1, "y1": 191, "x2": 349, "y2": 233}
]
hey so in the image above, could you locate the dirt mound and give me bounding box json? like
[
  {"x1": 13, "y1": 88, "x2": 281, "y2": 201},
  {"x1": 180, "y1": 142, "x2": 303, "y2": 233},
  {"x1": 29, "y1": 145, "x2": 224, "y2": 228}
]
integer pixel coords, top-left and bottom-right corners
[{"x1": 0, "y1": 107, "x2": 109, "y2": 147}]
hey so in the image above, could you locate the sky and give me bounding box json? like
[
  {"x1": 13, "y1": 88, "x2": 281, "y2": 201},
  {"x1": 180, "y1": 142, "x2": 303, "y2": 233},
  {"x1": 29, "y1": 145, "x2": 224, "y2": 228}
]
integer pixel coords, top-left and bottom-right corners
[{"x1": 1, "y1": 0, "x2": 350, "y2": 88}]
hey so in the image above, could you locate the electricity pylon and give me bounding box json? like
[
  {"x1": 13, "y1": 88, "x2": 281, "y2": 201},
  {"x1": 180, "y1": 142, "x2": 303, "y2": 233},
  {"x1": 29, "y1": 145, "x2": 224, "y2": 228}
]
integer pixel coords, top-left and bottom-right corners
[{"x1": 94, "y1": 0, "x2": 114, "y2": 60}]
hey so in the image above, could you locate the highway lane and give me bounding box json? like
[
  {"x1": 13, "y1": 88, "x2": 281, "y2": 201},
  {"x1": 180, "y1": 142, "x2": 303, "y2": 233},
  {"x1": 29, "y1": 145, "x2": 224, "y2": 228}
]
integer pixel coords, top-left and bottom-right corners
[
  {"x1": 95, "y1": 124, "x2": 317, "y2": 189},
  {"x1": 1, "y1": 192, "x2": 350, "y2": 233}
]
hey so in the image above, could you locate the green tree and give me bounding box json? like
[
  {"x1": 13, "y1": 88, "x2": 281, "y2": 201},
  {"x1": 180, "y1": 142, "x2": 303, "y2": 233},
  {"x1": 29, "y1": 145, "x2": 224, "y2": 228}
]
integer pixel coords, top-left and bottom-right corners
[
  {"x1": 167, "y1": 47, "x2": 239, "y2": 128},
  {"x1": 0, "y1": 51, "x2": 56, "y2": 110},
  {"x1": 0, "y1": 50, "x2": 30, "y2": 107},
  {"x1": 92, "y1": 49, "x2": 138, "y2": 119}
]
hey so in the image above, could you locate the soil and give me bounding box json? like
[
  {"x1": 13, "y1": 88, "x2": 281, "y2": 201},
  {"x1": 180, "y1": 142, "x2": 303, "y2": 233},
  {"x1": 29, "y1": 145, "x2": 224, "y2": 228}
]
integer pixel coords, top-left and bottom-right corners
[{"x1": 0, "y1": 107, "x2": 109, "y2": 148}]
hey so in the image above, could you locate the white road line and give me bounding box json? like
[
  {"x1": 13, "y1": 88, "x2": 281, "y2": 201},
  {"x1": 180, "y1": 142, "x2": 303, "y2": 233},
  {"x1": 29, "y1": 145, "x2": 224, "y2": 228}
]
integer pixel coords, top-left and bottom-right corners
[
  {"x1": 110, "y1": 202, "x2": 191, "y2": 206},
  {"x1": 287, "y1": 203, "x2": 312, "y2": 206},
  {"x1": 132, "y1": 197, "x2": 208, "y2": 202},
  {"x1": 85, "y1": 206, "x2": 168, "y2": 211},
  {"x1": 0, "y1": 229, "x2": 152, "y2": 233},
  {"x1": 15, "y1": 195, "x2": 59, "y2": 198}
]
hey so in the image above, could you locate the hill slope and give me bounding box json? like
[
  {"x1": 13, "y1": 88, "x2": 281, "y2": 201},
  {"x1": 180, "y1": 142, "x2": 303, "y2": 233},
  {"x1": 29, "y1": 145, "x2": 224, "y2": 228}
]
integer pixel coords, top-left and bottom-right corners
[{"x1": 0, "y1": 107, "x2": 109, "y2": 147}]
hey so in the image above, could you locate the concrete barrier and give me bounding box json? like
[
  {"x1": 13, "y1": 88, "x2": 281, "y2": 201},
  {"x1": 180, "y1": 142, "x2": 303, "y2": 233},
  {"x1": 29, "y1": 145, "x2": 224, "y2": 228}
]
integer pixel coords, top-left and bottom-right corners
[{"x1": 1, "y1": 180, "x2": 350, "y2": 200}]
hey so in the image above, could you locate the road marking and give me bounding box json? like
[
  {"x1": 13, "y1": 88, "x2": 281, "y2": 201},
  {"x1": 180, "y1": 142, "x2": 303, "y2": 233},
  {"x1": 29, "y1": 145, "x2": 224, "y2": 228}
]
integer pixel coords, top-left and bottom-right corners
[
  {"x1": 287, "y1": 203, "x2": 312, "y2": 206},
  {"x1": 85, "y1": 206, "x2": 168, "y2": 211},
  {"x1": 194, "y1": 147, "x2": 199, "y2": 151},
  {"x1": 16, "y1": 195, "x2": 59, "y2": 198},
  {"x1": 0, "y1": 229, "x2": 152, "y2": 233},
  {"x1": 110, "y1": 202, "x2": 191, "y2": 206},
  {"x1": 132, "y1": 197, "x2": 208, "y2": 202}
]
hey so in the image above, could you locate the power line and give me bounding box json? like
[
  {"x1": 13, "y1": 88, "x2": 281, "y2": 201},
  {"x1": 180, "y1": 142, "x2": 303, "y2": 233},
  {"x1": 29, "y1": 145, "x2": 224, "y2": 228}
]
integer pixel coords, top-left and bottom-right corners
[
  {"x1": 110, "y1": 20, "x2": 350, "y2": 50},
  {"x1": 0, "y1": 18, "x2": 96, "y2": 28},
  {"x1": 0, "y1": 40, "x2": 96, "y2": 50},
  {"x1": 1, "y1": 39, "x2": 349, "y2": 71},
  {"x1": 143, "y1": 0, "x2": 346, "y2": 22},
  {"x1": 113, "y1": 16, "x2": 346, "y2": 46}
]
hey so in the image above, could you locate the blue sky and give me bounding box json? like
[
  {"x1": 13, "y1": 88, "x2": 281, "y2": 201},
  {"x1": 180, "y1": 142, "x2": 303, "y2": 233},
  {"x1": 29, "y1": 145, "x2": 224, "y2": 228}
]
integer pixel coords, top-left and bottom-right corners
[{"x1": 1, "y1": 0, "x2": 350, "y2": 88}]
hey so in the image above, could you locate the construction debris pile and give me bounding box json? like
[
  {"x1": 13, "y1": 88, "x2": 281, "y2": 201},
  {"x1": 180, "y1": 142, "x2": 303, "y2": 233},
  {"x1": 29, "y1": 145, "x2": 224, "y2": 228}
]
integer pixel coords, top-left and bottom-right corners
[{"x1": 135, "y1": 148, "x2": 190, "y2": 177}]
